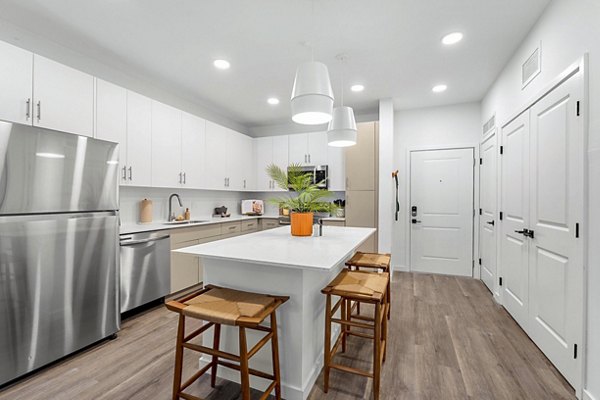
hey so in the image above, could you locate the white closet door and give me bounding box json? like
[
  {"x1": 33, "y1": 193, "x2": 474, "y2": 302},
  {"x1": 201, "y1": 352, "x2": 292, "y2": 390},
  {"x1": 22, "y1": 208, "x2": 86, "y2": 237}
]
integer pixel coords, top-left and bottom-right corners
[
  {"x1": 500, "y1": 112, "x2": 530, "y2": 330},
  {"x1": 479, "y1": 132, "x2": 498, "y2": 293},
  {"x1": 410, "y1": 148, "x2": 474, "y2": 276},
  {"x1": 151, "y1": 101, "x2": 182, "y2": 187},
  {"x1": 527, "y1": 72, "x2": 584, "y2": 386},
  {"x1": 0, "y1": 40, "x2": 33, "y2": 125}
]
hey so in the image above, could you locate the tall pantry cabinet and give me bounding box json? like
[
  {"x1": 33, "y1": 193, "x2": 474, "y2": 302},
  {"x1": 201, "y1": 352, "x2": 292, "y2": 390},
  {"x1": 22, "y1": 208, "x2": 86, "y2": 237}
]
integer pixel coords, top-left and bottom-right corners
[{"x1": 345, "y1": 122, "x2": 379, "y2": 252}]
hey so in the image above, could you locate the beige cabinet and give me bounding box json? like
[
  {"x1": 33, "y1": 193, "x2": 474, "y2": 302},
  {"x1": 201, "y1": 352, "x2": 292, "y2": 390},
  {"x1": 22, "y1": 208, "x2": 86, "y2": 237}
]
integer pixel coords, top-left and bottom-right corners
[
  {"x1": 344, "y1": 122, "x2": 378, "y2": 252},
  {"x1": 345, "y1": 122, "x2": 376, "y2": 191},
  {"x1": 260, "y1": 218, "x2": 280, "y2": 230},
  {"x1": 171, "y1": 239, "x2": 201, "y2": 293},
  {"x1": 322, "y1": 219, "x2": 346, "y2": 227}
]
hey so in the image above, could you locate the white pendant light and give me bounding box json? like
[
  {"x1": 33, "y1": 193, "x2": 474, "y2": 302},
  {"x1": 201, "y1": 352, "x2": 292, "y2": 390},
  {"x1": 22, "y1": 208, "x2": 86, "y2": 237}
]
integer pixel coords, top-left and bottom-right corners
[
  {"x1": 327, "y1": 106, "x2": 357, "y2": 147},
  {"x1": 291, "y1": 61, "x2": 334, "y2": 125},
  {"x1": 327, "y1": 54, "x2": 357, "y2": 147}
]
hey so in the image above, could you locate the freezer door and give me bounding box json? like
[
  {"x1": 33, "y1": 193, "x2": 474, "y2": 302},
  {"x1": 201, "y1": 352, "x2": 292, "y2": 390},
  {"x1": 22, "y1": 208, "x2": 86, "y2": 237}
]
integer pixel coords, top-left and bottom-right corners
[
  {"x1": 0, "y1": 212, "x2": 119, "y2": 385},
  {"x1": 0, "y1": 121, "x2": 119, "y2": 214}
]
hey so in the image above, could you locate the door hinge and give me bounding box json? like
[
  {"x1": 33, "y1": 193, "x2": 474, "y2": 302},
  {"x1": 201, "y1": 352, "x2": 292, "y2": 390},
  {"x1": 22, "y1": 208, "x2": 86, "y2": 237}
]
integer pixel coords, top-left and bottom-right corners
[
  {"x1": 576, "y1": 223, "x2": 580, "y2": 238},
  {"x1": 576, "y1": 101, "x2": 580, "y2": 116},
  {"x1": 499, "y1": 277, "x2": 503, "y2": 286},
  {"x1": 479, "y1": 158, "x2": 483, "y2": 165},
  {"x1": 500, "y1": 146, "x2": 504, "y2": 155},
  {"x1": 499, "y1": 211, "x2": 503, "y2": 221},
  {"x1": 478, "y1": 258, "x2": 482, "y2": 265},
  {"x1": 574, "y1": 344, "x2": 578, "y2": 359},
  {"x1": 479, "y1": 208, "x2": 482, "y2": 215}
]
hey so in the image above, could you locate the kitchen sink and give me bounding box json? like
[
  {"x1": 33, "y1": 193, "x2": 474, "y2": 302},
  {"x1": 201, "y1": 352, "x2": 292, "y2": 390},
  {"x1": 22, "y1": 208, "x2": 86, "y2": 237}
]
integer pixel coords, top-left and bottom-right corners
[{"x1": 163, "y1": 220, "x2": 208, "y2": 225}]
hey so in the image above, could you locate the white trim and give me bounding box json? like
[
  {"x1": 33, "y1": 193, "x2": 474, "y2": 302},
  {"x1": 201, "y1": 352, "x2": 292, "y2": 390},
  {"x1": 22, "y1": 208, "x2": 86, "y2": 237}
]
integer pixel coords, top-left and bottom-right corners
[
  {"x1": 584, "y1": 389, "x2": 598, "y2": 400},
  {"x1": 392, "y1": 264, "x2": 409, "y2": 272},
  {"x1": 405, "y1": 143, "x2": 480, "y2": 278}
]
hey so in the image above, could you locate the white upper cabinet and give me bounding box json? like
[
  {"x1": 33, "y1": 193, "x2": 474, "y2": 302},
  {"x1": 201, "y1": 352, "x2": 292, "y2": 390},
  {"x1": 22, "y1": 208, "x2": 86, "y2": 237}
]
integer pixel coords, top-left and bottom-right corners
[
  {"x1": 204, "y1": 121, "x2": 229, "y2": 189},
  {"x1": 308, "y1": 131, "x2": 328, "y2": 166},
  {"x1": 272, "y1": 135, "x2": 289, "y2": 191},
  {"x1": 126, "y1": 91, "x2": 152, "y2": 186},
  {"x1": 95, "y1": 79, "x2": 127, "y2": 182},
  {"x1": 0, "y1": 40, "x2": 33, "y2": 125},
  {"x1": 226, "y1": 129, "x2": 254, "y2": 191},
  {"x1": 255, "y1": 137, "x2": 273, "y2": 191},
  {"x1": 288, "y1": 133, "x2": 308, "y2": 165},
  {"x1": 288, "y1": 132, "x2": 328, "y2": 166},
  {"x1": 181, "y1": 112, "x2": 206, "y2": 189},
  {"x1": 33, "y1": 55, "x2": 94, "y2": 137},
  {"x1": 151, "y1": 101, "x2": 182, "y2": 187}
]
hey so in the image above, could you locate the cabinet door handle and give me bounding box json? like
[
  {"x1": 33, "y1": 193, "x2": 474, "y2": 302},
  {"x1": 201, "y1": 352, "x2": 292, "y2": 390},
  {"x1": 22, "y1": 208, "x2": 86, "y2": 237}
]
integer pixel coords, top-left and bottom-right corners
[
  {"x1": 183, "y1": 172, "x2": 186, "y2": 184},
  {"x1": 128, "y1": 166, "x2": 132, "y2": 181},
  {"x1": 179, "y1": 172, "x2": 182, "y2": 184},
  {"x1": 346, "y1": 177, "x2": 349, "y2": 190},
  {"x1": 122, "y1": 166, "x2": 127, "y2": 181},
  {"x1": 26, "y1": 98, "x2": 31, "y2": 120},
  {"x1": 304, "y1": 154, "x2": 307, "y2": 163},
  {"x1": 224, "y1": 177, "x2": 227, "y2": 187},
  {"x1": 308, "y1": 154, "x2": 311, "y2": 163},
  {"x1": 243, "y1": 179, "x2": 246, "y2": 189},
  {"x1": 36, "y1": 101, "x2": 41, "y2": 121}
]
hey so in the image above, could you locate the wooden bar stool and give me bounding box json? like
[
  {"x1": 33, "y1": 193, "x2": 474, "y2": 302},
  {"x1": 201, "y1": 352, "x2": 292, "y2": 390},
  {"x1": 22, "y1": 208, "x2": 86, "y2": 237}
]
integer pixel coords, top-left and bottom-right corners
[
  {"x1": 166, "y1": 284, "x2": 289, "y2": 400},
  {"x1": 345, "y1": 252, "x2": 392, "y2": 319},
  {"x1": 321, "y1": 270, "x2": 389, "y2": 400}
]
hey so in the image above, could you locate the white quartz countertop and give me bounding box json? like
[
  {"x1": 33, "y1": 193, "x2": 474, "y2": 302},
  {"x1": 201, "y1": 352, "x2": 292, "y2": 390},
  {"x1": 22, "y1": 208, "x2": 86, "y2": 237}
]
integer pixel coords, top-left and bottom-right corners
[
  {"x1": 120, "y1": 215, "x2": 280, "y2": 235},
  {"x1": 174, "y1": 225, "x2": 376, "y2": 271}
]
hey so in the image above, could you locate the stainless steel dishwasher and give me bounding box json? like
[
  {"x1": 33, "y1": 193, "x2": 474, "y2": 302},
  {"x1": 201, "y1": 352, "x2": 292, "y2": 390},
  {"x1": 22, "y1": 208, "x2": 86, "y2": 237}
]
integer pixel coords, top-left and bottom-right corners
[{"x1": 120, "y1": 231, "x2": 171, "y2": 313}]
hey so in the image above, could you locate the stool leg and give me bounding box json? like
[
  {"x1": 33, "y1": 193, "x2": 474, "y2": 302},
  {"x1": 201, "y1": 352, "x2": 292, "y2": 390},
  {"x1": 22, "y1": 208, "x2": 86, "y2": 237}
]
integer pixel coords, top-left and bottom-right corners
[
  {"x1": 387, "y1": 278, "x2": 392, "y2": 320},
  {"x1": 270, "y1": 311, "x2": 282, "y2": 400},
  {"x1": 239, "y1": 326, "x2": 251, "y2": 400},
  {"x1": 172, "y1": 314, "x2": 185, "y2": 400},
  {"x1": 383, "y1": 300, "x2": 388, "y2": 363},
  {"x1": 341, "y1": 297, "x2": 347, "y2": 353},
  {"x1": 373, "y1": 302, "x2": 381, "y2": 400},
  {"x1": 324, "y1": 293, "x2": 332, "y2": 393},
  {"x1": 210, "y1": 323, "x2": 221, "y2": 388}
]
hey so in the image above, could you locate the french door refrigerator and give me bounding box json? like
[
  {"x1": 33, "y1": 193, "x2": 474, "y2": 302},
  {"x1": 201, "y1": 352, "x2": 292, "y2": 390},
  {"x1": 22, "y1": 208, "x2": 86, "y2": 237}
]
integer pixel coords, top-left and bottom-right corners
[{"x1": 0, "y1": 121, "x2": 120, "y2": 386}]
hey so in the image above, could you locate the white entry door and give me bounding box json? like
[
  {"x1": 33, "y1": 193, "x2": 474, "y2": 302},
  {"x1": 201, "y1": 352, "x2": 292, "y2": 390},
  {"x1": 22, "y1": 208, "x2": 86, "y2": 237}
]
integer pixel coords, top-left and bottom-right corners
[
  {"x1": 527, "y1": 72, "x2": 584, "y2": 386},
  {"x1": 500, "y1": 112, "x2": 531, "y2": 330},
  {"x1": 479, "y1": 132, "x2": 498, "y2": 293},
  {"x1": 410, "y1": 148, "x2": 474, "y2": 276}
]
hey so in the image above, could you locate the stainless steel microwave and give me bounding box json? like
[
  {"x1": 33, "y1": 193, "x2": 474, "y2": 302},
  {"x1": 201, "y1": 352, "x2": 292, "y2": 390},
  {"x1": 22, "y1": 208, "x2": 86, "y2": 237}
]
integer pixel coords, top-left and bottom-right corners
[{"x1": 288, "y1": 165, "x2": 328, "y2": 190}]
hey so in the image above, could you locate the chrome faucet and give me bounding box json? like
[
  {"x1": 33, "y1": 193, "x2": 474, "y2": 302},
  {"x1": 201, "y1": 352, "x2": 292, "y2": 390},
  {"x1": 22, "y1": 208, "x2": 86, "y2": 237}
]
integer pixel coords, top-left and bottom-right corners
[{"x1": 168, "y1": 193, "x2": 183, "y2": 221}]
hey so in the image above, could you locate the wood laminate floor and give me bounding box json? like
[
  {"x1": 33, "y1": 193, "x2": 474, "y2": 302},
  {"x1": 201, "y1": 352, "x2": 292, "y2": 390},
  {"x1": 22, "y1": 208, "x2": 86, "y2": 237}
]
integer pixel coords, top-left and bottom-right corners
[{"x1": 0, "y1": 273, "x2": 575, "y2": 400}]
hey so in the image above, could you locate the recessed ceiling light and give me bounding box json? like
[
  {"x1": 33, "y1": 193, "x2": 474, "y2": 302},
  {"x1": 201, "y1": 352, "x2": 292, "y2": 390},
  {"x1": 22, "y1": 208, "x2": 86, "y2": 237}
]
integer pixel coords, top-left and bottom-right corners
[
  {"x1": 442, "y1": 32, "x2": 463, "y2": 45},
  {"x1": 213, "y1": 59, "x2": 230, "y2": 70},
  {"x1": 432, "y1": 84, "x2": 448, "y2": 93},
  {"x1": 267, "y1": 97, "x2": 280, "y2": 105},
  {"x1": 350, "y1": 84, "x2": 364, "y2": 92}
]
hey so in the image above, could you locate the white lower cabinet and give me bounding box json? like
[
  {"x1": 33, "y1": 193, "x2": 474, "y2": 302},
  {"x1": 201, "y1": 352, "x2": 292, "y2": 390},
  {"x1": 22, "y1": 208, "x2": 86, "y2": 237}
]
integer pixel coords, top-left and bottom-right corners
[{"x1": 33, "y1": 55, "x2": 94, "y2": 137}]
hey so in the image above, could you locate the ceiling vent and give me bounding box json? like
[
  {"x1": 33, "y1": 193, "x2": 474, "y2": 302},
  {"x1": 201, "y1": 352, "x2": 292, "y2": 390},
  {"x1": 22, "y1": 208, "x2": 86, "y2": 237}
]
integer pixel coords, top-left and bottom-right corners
[
  {"x1": 483, "y1": 114, "x2": 496, "y2": 135},
  {"x1": 522, "y1": 43, "x2": 541, "y2": 89}
]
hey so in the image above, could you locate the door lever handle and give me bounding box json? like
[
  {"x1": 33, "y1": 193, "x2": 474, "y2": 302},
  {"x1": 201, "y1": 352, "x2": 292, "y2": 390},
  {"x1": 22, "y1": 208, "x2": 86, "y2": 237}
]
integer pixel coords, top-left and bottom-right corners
[
  {"x1": 412, "y1": 219, "x2": 422, "y2": 224},
  {"x1": 486, "y1": 220, "x2": 495, "y2": 226},
  {"x1": 514, "y1": 229, "x2": 526, "y2": 235},
  {"x1": 515, "y1": 228, "x2": 534, "y2": 238}
]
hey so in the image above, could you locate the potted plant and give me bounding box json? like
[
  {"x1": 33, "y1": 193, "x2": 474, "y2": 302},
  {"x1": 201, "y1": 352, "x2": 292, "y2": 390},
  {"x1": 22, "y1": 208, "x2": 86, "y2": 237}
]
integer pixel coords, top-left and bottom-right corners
[{"x1": 267, "y1": 163, "x2": 337, "y2": 236}]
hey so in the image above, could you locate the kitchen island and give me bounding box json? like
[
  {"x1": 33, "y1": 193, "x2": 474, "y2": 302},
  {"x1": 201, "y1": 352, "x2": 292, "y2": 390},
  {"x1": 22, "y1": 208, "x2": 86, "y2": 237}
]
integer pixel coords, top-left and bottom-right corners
[{"x1": 175, "y1": 225, "x2": 376, "y2": 400}]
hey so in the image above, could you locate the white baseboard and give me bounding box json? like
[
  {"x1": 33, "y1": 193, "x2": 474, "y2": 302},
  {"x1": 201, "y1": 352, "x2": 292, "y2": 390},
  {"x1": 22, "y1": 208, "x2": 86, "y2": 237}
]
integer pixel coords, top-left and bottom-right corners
[
  {"x1": 392, "y1": 264, "x2": 409, "y2": 272},
  {"x1": 584, "y1": 389, "x2": 598, "y2": 400}
]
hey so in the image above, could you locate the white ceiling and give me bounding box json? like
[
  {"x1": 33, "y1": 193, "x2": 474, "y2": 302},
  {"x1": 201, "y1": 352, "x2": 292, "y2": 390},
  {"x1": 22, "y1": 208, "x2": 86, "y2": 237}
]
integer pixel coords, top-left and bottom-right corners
[{"x1": 0, "y1": 0, "x2": 550, "y2": 129}]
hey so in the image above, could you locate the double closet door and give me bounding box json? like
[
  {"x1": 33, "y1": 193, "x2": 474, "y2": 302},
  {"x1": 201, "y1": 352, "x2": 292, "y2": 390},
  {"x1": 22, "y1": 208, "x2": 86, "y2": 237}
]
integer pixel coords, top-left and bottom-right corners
[{"x1": 500, "y1": 69, "x2": 584, "y2": 386}]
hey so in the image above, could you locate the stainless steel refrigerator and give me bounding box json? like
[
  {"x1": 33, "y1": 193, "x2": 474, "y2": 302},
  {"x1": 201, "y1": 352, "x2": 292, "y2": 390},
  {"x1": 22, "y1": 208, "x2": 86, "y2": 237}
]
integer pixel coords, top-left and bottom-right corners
[{"x1": 0, "y1": 121, "x2": 120, "y2": 386}]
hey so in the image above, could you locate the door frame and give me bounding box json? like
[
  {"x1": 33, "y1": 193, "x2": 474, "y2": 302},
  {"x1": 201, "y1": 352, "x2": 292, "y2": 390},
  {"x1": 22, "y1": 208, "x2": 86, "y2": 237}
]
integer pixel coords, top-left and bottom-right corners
[
  {"x1": 497, "y1": 54, "x2": 588, "y2": 397},
  {"x1": 405, "y1": 143, "x2": 480, "y2": 278}
]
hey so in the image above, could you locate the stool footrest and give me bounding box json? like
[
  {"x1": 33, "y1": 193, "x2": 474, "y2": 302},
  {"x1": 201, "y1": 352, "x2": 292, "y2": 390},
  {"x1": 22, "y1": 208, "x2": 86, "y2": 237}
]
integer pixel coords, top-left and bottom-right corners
[
  {"x1": 331, "y1": 317, "x2": 374, "y2": 330},
  {"x1": 183, "y1": 342, "x2": 239, "y2": 362},
  {"x1": 346, "y1": 330, "x2": 374, "y2": 340},
  {"x1": 330, "y1": 363, "x2": 374, "y2": 378},
  {"x1": 218, "y1": 360, "x2": 276, "y2": 381}
]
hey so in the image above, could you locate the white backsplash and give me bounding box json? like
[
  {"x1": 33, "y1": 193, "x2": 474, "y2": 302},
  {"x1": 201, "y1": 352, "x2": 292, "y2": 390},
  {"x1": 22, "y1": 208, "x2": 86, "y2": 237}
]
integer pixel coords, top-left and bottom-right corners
[{"x1": 119, "y1": 186, "x2": 345, "y2": 224}]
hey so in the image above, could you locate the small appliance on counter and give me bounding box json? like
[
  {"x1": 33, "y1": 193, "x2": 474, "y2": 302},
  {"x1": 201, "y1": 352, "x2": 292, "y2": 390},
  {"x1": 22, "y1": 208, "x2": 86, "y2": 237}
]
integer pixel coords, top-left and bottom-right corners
[
  {"x1": 241, "y1": 199, "x2": 264, "y2": 215},
  {"x1": 333, "y1": 199, "x2": 345, "y2": 218},
  {"x1": 214, "y1": 206, "x2": 230, "y2": 218}
]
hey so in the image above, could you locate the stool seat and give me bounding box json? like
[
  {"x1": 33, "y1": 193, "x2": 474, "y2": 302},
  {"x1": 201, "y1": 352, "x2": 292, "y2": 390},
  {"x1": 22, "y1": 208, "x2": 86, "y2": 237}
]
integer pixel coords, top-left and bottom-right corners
[
  {"x1": 345, "y1": 252, "x2": 391, "y2": 270},
  {"x1": 323, "y1": 270, "x2": 389, "y2": 301},
  {"x1": 182, "y1": 287, "x2": 276, "y2": 326}
]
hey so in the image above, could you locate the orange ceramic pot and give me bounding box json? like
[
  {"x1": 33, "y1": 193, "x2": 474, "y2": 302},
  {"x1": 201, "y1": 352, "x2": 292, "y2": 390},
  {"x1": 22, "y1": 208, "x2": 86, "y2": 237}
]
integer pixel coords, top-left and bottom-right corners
[{"x1": 290, "y1": 212, "x2": 314, "y2": 236}]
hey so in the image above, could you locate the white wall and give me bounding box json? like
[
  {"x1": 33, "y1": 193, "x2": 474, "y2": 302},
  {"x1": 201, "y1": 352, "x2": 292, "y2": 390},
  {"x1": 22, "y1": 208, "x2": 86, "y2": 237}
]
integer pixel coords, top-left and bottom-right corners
[
  {"x1": 378, "y1": 99, "x2": 394, "y2": 253},
  {"x1": 480, "y1": 0, "x2": 600, "y2": 398},
  {"x1": 391, "y1": 102, "x2": 482, "y2": 269}
]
